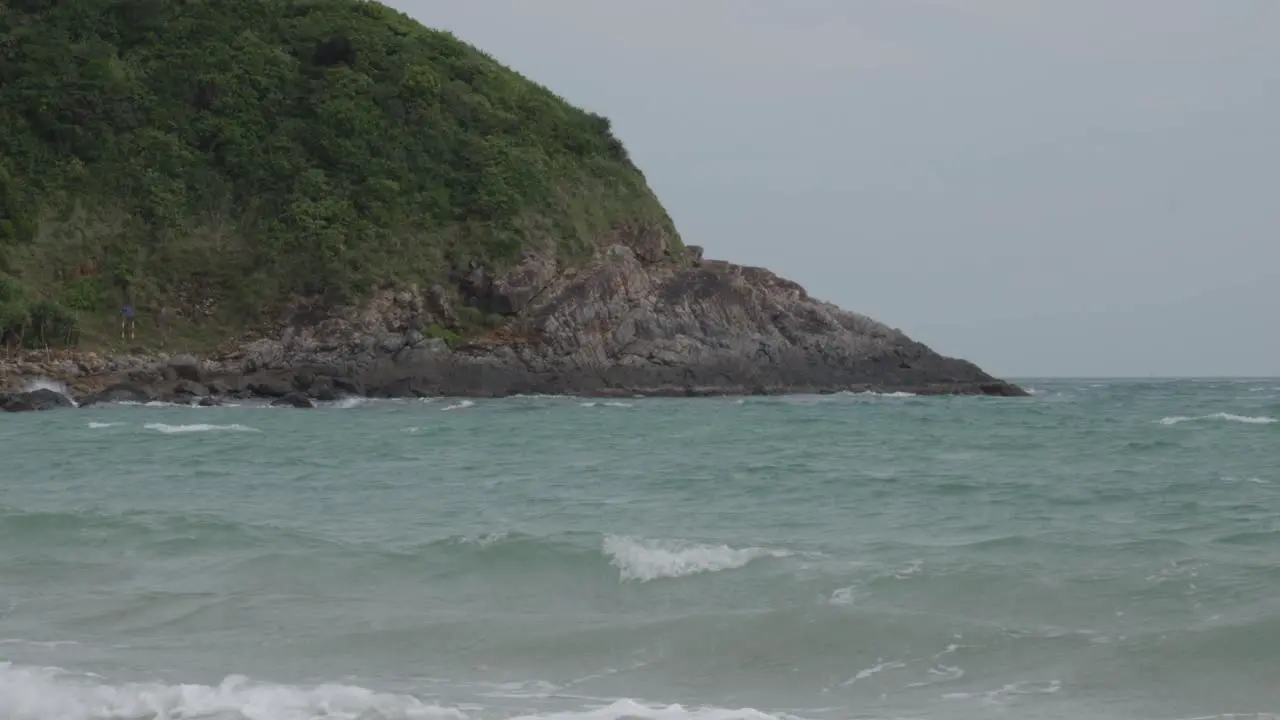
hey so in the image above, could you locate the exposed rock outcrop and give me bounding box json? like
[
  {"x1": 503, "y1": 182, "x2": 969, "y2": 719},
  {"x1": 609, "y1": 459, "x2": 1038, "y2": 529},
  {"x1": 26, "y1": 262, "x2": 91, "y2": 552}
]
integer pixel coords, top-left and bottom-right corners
[
  {"x1": 342, "y1": 236, "x2": 1024, "y2": 398},
  {"x1": 0, "y1": 227, "x2": 1025, "y2": 404},
  {"x1": 0, "y1": 388, "x2": 75, "y2": 412}
]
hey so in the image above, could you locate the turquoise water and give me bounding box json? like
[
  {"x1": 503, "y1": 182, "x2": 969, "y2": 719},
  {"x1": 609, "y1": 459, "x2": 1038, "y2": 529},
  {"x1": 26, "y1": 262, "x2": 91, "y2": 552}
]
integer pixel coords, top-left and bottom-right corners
[{"x1": 1, "y1": 380, "x2": 1277, "y2": 720}]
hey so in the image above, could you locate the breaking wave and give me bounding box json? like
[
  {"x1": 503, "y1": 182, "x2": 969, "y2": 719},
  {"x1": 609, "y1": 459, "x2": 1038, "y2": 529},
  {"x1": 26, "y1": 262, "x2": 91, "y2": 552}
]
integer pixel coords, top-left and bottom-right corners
[
  {"x1": 602, "y1": 535, "x2": 791, "y2": 582},
  {"x1": 18, "y1": 378, "x2": 78, "y2": 406},
  {"x1": 143, "y1": 423, "x2": 259, "y2": 434},
  {"x1": 1158, "y1": 413, "x2": 1277, "y2": 425},
  {"x1": 0, "y1": 664, "x2": 805, "y2": 720},
  {"x1": 0, "y1": 664, "x2": 464, "y2": 720}
]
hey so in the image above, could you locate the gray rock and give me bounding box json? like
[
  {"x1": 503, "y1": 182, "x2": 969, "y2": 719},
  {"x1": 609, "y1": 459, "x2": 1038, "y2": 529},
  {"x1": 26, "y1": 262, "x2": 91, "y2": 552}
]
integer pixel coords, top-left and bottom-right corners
[
  {"x1": 248, "y1": 378, "x2": 293, "y2": 398},
  {"x1": 168, "y1": 354, "x2": 202, "y2": 382},
  {"x1": 309, "y1": 377, "x2": 339, "y2": 402},
  {"x1": 171, "y1": 379, "x2": 208, "y2": 397},
  {"x1": 0, "y1": 389, "x2": 75, "y2": 412},
  {"x1": 66, "y1": 224, "x2": 1021, "y2": 401},
  {"x1": 80, "y1": 382, "x2": 154, "y2": 407},
  {"x1": 377, "y1": 333, "x2": 405, "y2": 354},
  {"x1": 271, "y1": 392, "x2": 315, "y2": 409},
  {"x1": 490, "y1": 253, "x2": 558, "y2": 315},
  {"x1": 345, "y1": 228, "x2": 1026, "y2": 398},
  {"x1": 332, "y1": 377, "x2": 364, "y2": 396}
]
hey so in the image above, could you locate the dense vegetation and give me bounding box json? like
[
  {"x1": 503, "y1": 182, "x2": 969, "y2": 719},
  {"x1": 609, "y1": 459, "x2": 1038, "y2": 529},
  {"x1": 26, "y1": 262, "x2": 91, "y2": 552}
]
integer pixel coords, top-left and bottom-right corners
[{"x1": 0, "y1": 0, "x2": 677, "y2": 350}]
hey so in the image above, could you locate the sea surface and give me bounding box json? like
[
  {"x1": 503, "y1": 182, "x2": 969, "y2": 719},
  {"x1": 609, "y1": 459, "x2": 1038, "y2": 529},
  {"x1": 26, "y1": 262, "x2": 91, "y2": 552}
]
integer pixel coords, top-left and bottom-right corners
[{"x1": 1, "y1": 379, "x2": 1278, "y2": 720}]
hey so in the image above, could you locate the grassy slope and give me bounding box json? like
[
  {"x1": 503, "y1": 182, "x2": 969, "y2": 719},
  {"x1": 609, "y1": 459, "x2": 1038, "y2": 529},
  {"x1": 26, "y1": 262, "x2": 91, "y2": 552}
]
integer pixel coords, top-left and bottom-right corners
[{"x1": 0, "y1": 0, "x2": 677, "y2": 353}]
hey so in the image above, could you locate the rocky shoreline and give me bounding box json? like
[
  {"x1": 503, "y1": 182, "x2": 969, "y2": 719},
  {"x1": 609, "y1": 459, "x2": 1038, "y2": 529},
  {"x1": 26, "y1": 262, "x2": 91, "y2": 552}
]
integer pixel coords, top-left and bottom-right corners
[{"x1": 1, "y1": 228, "x2": 1026, "y2": 411}]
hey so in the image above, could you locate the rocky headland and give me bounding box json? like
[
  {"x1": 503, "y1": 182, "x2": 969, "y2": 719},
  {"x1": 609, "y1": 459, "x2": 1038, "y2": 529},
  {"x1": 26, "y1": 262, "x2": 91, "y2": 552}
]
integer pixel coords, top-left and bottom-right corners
[
  {"x1": 0, "y1": 0, "x2": 1024, "y2": 411},
  {"x1": 1, "y1": 222, "x2": 1025, "y2": 410}
]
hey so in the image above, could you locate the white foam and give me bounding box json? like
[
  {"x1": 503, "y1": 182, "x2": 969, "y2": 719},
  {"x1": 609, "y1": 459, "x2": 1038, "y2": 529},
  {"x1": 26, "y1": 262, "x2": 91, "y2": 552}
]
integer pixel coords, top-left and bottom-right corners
[
  {"x1": 943, "y1": 679, "x2": 1062, "y2": 704},
  {"x1": 506, "y1": 699, "x2": 804, "y2": 720},
  {"x1": 893, "y1": 560, "x2": 923, "y2": 579},
  {"x1": 579, "y1": 401, "x2": 634, "y2": 408},
  {"x1": 0, "y1": 639, "x2": 80, "y2": 648},
  {"x1": 1159, "y1": 413, "x2": 1277, "y2": 425},
  {"x1": 828, "y1": 587, "x2": 856, "y2": 606},
  {"x1": 19, "y1": 378, "x2": 78, "y2": 406},
  {"x1": 86, "y1": 422, "x2": 119, "y2": 429},
  {"x1": 21, "y1": 377, "x2": 71, "y2": 395},
  {"x1": 143, "y1": 423, "x2": 258, "y2": 434},
  {"x1": 0, "y1": 664, "x2": 466, "y2": 720},
  {"x1": 602, "y1": 535, "x2": 790, "y2": 582},
  {"x1": 905, "y1": 664, "x2": 965, "y2": 688},
  {"x1": 0, "y1": 665, "x2": 810, "y2": 720},
  {"x1": 333, "y1": 397, "x2": 367, "y2": 409},
  {"x1": 454, "y1": 532, "x2": 510, "y2": 547},
  {"x1": 442, "y1": 400, "x2": 476, "y2": 412},
  {"x1": 839, "y1": 660, "x2": 904, "y2": 686}
]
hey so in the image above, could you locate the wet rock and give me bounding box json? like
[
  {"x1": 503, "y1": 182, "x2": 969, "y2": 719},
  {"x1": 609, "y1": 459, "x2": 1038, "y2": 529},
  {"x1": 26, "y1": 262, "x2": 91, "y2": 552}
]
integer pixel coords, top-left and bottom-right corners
[
  {"x1": 0, "y1": 394, "x2": 35, "y2": 412},
  {"x1": 171, "y1": 379, "x2": 208, "y2": 397},
  {"x1": 308, "y1": 376, "x2": 339, "y2": 402},
  {"x1": 80, "y1": 382, "x2": 154, "y2": 407},
  {"x1": 0, "y1": 389, "x2": 75, "y2": 412},
  {"x1": 271, "y1": 392, "x2": 315, "y2": 409},
  {"x1": 248, "y1": 378, "x2": 293, "y2": 398},
  {"x1": 332, "y1": 377, "x2": 364, "y2": 396}
]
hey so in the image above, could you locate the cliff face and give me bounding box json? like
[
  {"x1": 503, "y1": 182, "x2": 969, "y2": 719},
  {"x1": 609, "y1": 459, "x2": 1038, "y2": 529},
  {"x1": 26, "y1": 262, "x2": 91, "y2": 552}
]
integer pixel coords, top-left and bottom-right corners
[
  {"x1": 0, "y1": 226, "x2": 1025, "y2": 400},
  {"x1": 134, "y1": 222, "x2": 1022, "y2": 400}
]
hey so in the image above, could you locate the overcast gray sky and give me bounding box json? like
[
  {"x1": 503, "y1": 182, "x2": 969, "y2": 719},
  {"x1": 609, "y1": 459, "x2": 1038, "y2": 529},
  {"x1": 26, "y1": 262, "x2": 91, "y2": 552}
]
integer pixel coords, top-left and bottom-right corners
[{"x1": 400, "y1": 1, "x2": 1278, "y2": 378}]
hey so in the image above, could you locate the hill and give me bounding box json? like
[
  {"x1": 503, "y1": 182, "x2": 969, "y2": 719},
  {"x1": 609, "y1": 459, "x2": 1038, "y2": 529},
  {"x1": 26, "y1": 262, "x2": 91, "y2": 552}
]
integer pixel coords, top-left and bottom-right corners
[
  {"x1": 0, "y1": 0, "x2": 676, "y2": 349},
  {"x1": 0, "y1": 0, "x2": 1025, "y2": 401}
]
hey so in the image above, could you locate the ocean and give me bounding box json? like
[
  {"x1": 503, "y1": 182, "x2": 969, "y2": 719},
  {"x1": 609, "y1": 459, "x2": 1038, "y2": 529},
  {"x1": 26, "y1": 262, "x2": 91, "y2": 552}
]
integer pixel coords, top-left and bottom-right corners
[{"x1": 0, "y1": 379, "x2": 1277, "y2": 720}]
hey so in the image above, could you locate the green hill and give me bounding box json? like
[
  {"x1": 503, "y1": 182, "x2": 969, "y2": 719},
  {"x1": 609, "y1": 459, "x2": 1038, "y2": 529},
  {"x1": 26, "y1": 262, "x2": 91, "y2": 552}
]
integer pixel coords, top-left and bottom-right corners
[{"x1": 0, "y1": 0, "x2": 678, "y2": 350}]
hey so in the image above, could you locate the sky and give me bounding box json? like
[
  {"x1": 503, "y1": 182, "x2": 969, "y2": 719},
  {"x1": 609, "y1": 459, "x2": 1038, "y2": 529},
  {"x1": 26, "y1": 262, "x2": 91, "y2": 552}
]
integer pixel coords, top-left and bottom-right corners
[{"x1": 396, "y1": 1, "x2": 1279, "y2": 378}]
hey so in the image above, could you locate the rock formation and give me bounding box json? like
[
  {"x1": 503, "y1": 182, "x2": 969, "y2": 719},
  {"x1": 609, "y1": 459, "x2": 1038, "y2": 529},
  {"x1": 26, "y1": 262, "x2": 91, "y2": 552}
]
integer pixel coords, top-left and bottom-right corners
[{"x1": 1, "y1": 222, "x2": 1025, "y2": 407}]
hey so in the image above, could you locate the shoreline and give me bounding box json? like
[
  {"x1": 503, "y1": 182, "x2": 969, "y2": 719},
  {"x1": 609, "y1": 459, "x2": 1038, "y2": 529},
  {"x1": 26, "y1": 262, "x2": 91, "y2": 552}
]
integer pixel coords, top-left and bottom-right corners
[{"x1": 1, "y1": 347, "x2": 1027, "y2": 412}]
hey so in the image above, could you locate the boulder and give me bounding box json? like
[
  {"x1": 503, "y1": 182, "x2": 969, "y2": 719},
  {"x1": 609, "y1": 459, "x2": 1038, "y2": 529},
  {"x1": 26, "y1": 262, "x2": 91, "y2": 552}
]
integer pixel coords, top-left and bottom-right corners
[
  {"x1": 308, "y1": 376, "x2": 339, "y2": 402},
  {"x1": 169, "y1": 354, "x2": 202, "y2": 382},
  {"x1": 80, "y1": 382, "x2": 154, "y2": 407},
  {"x1": 0, "y1": 394, "x2": 34, "y2": 412},
  {"x1": 271, "y1": 392, "x2": 315, "y2": 409},
  {"x1": 0, "y1": 389, "x2": 75, "y2": 412},
  {"x1": 248, "y1": 378, "x2": 293, "y2": 398},
  {"x1": 171, "y1": 379, "x2": 208, "y2": 397},
  {"x1": 332, "y1": 377, "x2": 364, "y2": 396}
]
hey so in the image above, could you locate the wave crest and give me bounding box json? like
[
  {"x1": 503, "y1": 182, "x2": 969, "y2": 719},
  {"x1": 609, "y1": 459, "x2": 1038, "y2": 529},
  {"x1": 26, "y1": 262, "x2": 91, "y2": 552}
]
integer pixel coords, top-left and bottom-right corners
[
  {"x1": 1159, "y1": 413, "x2": 1277, "y2": 425},
  {"x1": 144, "y1": 423, "x2": 259, "y2": 434},
  {"x1": 0, "y1": 664, "x2": 805, "y2": 720},
  {"x1": 0, "y1": 664, "x2": 464, "y2": 720},
  {"x1": 602, "y1": 535, "x2": 790, "y2": 582}
]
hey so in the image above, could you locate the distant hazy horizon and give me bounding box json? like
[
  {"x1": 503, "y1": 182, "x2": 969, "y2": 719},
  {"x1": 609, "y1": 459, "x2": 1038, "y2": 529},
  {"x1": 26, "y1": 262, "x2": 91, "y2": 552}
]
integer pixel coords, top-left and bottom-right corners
[{"x1": 401, "y1": 1, "x2": 1278, "y2": 378}]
